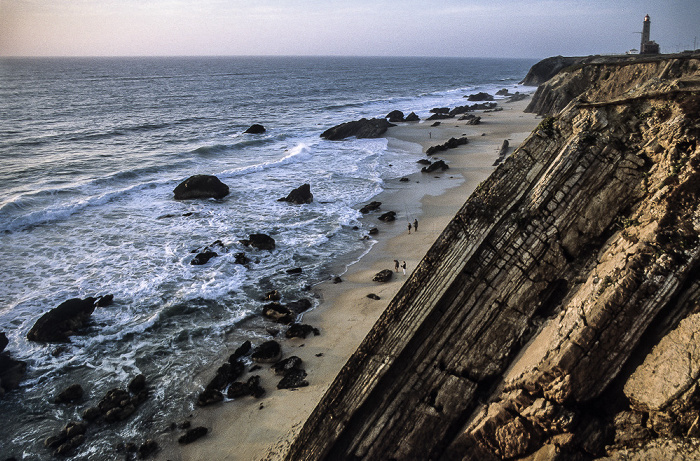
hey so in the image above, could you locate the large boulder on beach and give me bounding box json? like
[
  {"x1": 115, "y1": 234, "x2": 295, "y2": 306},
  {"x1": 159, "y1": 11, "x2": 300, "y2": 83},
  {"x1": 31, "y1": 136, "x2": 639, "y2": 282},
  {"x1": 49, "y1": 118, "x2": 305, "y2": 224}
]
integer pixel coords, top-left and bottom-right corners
[
  {"x1": 252, "y1": 340, "x2": 283, "y2": 363},
  {"x1": 378, "y1": 211, "x2": 396, "y2": 222},
  {"x1": 467, "y1": 92, "x2": 494, "y2": 101},
  {"x1": 405, "y1": 112, "x2": 420, "y2": 122},
  {"x1": 320, "y1": 118, "x2": 395, "y2": 140},
  {"x1": 244, "y1": 124, "x2": 266, "y2": 134},
  {"x1": 0, "y1": 332, "x2": 7, "y2": 354},
  {"x1": 173, "y1": 175, "x2": 229, "y2": 200},
  {"x1": 240, "y1": 233, "x2": 275, "y2": 251},
  {"x1": 278, "y1": 183, "x2": 313, "y2": 204},
  {"x1": 360, "y1": 201, "x2": 381, "y2": 214},
  {"x1": 373, "y1": 269, "x2": 393, "y2": 283},
  {"x1": 421, "y1": 160, "x2": 449, "y2": 173},
  {"x1": 386, "y1": 110, "x2": 405, "y2": 122},
  {"x1": 27, "y1": 297, "x2": 98, "y2": 343}
]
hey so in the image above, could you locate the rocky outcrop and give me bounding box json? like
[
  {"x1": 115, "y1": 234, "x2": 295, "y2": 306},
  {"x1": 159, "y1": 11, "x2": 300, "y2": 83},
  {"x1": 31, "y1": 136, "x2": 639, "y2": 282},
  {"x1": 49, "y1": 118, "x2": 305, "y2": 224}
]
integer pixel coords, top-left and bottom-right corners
[
  {"x1": 173, "y1": 174, "x2": 229, "y2": 200},
  {"x1": 284, "y1": 54, "x2": 700, "y2": 460},
  {"x1": 320, "y1": 118, "x2": 395, "y2": 140},
  {"x1": 386, "y1": 110, "x2": 405, "y2": 122},
  {"x1": 520, "y1": 55, "x2": 589, "y2": 86},
  {"x1": 240, "y1": 233, "x2": 275, "y2": 251},
  {"x1": 426, "y1": 136, "x2": 468, "y2": 155},
  {"x1": 27, "y1": 297, "x2": 104, "y2": 342},
  {"x1": 278, "y1": 183, "x2": 313, "y2": 204},
  {"x1": 244, "y1": 124, "x2": 266, "y2": 134},
  {"x1": 525, "y1": 52, "x2": 700, "y2": 116}
]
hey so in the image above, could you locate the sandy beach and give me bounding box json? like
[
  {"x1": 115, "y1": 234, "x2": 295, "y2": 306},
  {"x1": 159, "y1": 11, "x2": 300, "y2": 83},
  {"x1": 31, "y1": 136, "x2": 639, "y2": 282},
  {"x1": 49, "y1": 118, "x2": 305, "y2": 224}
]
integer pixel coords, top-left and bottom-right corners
[{"x1": 159, "y1": 97, "x2": 540, "y2": 461}]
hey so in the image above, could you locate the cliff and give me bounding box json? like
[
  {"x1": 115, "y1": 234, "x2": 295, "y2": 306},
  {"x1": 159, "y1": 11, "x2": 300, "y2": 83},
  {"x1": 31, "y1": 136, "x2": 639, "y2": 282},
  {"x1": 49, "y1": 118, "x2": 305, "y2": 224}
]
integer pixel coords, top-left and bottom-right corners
[{"x1": 283, "y1": 54, "x2": 700, "y2": 460}]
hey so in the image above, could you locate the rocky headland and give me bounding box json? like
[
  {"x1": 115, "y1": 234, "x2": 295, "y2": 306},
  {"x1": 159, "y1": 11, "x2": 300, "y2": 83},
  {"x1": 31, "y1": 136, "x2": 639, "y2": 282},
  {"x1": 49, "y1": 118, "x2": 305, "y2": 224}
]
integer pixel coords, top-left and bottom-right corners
[{"x1": 283, "y1": 52, "x2": 700, "y2": 460}]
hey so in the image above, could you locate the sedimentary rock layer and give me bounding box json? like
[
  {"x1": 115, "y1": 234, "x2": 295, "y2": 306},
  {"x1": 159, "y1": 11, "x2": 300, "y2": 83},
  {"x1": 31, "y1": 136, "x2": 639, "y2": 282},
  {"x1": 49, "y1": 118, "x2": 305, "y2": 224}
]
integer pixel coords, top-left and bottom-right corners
[{"x1": 284, "y1": 53, "x2": 700, "y2": 460}]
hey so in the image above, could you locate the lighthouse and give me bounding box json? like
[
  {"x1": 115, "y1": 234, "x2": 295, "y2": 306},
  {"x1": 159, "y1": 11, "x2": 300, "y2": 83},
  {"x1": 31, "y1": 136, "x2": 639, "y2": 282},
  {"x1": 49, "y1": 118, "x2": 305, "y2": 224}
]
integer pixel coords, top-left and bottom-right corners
[{"x1": 640, "y1": 14, "x2": 660, "y2": 54}]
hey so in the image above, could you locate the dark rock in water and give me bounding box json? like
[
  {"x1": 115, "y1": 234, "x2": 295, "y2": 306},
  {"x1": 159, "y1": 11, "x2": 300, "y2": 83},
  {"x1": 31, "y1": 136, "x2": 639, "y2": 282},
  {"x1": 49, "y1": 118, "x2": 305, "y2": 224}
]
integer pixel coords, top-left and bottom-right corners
[
  {"x1": 333, "y1": 276, "x2": 342, "y2": 284},
  {"x1": 277, "y1": 368, "x2": 309, "y2": 389},
  {"x1": 378, "y1": 211, "x2": 396, "y2": 222},
  {"x1": 262, "y1": 302, "x2": 294, "y2": 324},
  {"x1": 230, "y1": 340, "x2": 252, "y2": 361},
  {"x1": 399, "y1": 177, "x2": 410, "y2": 182},
  {"x1": 247, "y1": 375, "x2": 266, "y2": 398},
  {"x1": 44, "y1": 421, "x2": 87, "y2": 455},
  {"x1": 417, "y1": 159, "x2": 432, "y2": 165},
  {"x1": 373, "y1": 269, "x2": 393, "y2": 283},
  {"x1": 405, "y1": 112, "x2": 420, "y2": 122},
  {"x1": 431, "y1": 122, "x2": 441, "y2": 127},
  {"x1": 287, "y1": 299, "x2": 312, "y2": 314},
  {"x1": 138, "y1": 439, "x2": 159, "y2": 458},
  {"x1": 426, "y1": 137, "x2": 468, "y2": 155},
  {"x1": 496, "y1": 88, "x2": 510, "y2": 96},
  {"x1": 386, "y1": 110, "x2": 405, "y2": 122},
  {"x1": 286, "y1": 267, "x2": 303, "y2": 275},
  {"x1": 244, "y1": 124, "x2": 266, "y2": 134},
  {"x1": 252, "y1": 340, "x2": 282, "y2": 363},
  {"x1": 173, "y1": 174, "x2": 229, "y2": 200},
  {"x1": 94, "y1": 294, "x2": 114, "y2": 307},
  {"x1": 233, "y1": 252, "x2": 250, "y2": 265},
  {"x1": 178, "y1": 426, "x2": 208, "y2": 444},
  {"x1": 367, "y1": 293, "x2": 381, "y2": 300},
  {"x1": 0, "y1": 332, "x2": 7, "y2": 354},
  {"x1": 0, "y1": 353, "x2": 26, "y2": 398},
  {"x1": 278, "y1": 183, "x2": 313, "y2": 204},
  {"x1": 321, "y1": 118, "x2": 395, "y2": 140},
  {"x1": 506, "y1": 93, "x2": 529, "y2": 103},
  {"x1": 240, "y1": 233, "x2": 275, "y2": 251},
  {"x1": 421, "y1": 160, "x2": 449, "y2": 173},
  {"x1": 206, "y1": 361, "x2": 244, "y2": 391},
  {"x1": 430, "y1": 107, "x2": 450, "y2": 114},
  {"x1": 82, "y1": 406, "x2": 101, "y2": 422},
  {"x1": 264, "y1": 290, "x2": 281, "y2": 301},
  {"x1": 272, "y1": 356, "x2": 303, "y2": 375},
  {"x1": 27, "y1": 297, "x2": 98, "y2": 343},
  {"x1": 55, "y1": 384, "x2": 83, "y2": 404},
  {"x1": 360, "y1": 201, "x2": 382, "y2": 214},
  {"x1": 467, "y1": 92, "x2": 494, "y2": 101},
  {"x1": 285, "y1": 323, "x2": 320, "y2": 339},
  {"x1": 368, "y1": 228, "x2": 379, "y2": 235},
  {"x1": 196, "y1": 388, "x2": 223, "y2": 407},
  {"x1": 191, "y1": 251, "x2": 218, "y2": 265}
]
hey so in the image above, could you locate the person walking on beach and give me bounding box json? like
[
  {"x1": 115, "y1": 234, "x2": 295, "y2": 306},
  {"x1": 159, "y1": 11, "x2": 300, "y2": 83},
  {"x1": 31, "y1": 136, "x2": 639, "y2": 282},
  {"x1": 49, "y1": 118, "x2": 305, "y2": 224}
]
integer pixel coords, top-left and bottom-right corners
[
  {"x1": 394, "y1": 259, "x2": 400, "y2": 272},
  {"x1": 401, "y1": 261, "x2": 407, "y2": 275},
  {"x1": 414, "y1": 219, "x2": 418, "y2": 232},
  {"x1": 407, "y1": 222, "x2": 412, "y2": 234}
]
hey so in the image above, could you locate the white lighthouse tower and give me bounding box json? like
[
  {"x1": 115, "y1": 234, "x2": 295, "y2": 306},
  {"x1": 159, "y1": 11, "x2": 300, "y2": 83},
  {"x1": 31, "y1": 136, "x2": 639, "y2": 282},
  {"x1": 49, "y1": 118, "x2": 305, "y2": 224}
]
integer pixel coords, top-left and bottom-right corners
[{"x1": 640, "y1": 14, "x2": 660, "y2": 54}]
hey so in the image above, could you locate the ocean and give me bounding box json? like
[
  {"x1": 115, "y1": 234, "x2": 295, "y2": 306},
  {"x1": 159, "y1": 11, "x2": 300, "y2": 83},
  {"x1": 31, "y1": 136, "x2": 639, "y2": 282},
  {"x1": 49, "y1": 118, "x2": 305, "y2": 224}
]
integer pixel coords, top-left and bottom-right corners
[{"x1": 0, "y1": 56, "x2": 536, "y2": 459}]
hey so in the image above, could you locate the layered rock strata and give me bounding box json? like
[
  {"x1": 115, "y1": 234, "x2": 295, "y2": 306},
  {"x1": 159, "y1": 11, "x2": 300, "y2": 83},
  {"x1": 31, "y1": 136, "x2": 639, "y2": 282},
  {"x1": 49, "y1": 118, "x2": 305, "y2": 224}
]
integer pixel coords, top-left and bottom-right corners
[{"x1": 283, "y1": 54, "x2": 700, "y2": 460}]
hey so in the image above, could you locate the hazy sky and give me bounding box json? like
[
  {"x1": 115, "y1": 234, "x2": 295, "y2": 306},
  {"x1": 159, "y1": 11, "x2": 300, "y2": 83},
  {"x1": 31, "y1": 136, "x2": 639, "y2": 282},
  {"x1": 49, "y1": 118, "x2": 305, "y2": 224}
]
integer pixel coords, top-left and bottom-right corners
[{"x1": 1, "y1": 0, "x2": 698, "y2": 58}]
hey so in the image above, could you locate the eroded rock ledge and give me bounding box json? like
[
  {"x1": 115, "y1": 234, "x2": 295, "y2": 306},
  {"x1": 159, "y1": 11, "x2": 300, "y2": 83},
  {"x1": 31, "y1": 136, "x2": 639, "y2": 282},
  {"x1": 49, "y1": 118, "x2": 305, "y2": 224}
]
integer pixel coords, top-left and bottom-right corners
[{"x1": 283, "y1": 53, "x2": 700, "y2": 460}]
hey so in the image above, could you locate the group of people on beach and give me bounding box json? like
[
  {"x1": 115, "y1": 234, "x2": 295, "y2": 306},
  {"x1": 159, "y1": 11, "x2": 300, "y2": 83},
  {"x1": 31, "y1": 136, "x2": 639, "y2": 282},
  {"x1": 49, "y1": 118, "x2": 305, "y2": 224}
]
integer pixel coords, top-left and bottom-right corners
[
  {"x1": 394, "y1": 259, "x2": 407, "y2": 275},
  {"x1": 407, "y1": 218, "x2": 418, "y2": 234}
]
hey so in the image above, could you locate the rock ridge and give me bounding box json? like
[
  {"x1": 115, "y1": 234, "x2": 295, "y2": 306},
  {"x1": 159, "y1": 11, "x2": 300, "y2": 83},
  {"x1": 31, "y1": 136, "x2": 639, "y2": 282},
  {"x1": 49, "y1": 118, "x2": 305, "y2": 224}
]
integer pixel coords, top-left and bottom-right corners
[{"x1": 283, "y1": 54, "x2": 700, "y2": 460}]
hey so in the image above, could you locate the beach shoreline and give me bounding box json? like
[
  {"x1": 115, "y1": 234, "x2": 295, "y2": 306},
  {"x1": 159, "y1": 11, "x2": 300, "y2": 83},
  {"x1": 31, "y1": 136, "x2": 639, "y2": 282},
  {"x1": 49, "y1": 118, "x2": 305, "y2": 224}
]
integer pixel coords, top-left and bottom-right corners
[{"x1": 162, "y1": 97, "x2": 540, "y2": 461}]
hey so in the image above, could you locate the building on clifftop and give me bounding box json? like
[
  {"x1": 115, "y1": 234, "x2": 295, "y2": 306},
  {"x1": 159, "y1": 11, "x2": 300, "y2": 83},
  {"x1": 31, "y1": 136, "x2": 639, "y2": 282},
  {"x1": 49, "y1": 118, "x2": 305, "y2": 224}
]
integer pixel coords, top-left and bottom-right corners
[{"x1": 640, "y1": 14, "x2": 660, "y2": 54}]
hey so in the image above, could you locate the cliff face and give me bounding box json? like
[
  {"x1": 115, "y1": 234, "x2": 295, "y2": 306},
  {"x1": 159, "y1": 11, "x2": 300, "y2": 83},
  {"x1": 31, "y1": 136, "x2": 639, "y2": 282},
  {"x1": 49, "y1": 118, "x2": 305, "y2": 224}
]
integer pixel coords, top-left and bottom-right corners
[{"x1": 284, "y1": 55, "x2": 700, "y2": 460}]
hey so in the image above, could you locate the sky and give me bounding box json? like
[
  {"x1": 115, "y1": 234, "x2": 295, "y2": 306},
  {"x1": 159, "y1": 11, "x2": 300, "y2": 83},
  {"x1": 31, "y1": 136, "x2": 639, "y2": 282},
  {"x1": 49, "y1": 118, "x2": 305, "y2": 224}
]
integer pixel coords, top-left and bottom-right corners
[{"x1": 1, "y1": 0, "x2": 698, "y2": 59}]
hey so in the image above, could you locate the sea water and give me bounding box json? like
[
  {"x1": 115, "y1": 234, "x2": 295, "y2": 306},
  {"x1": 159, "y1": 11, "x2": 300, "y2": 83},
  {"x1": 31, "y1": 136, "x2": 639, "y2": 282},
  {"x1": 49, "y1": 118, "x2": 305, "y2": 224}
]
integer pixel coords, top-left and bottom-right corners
[{"x1": 0, "y1": 56, "x2": 536, "y2": 459}]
